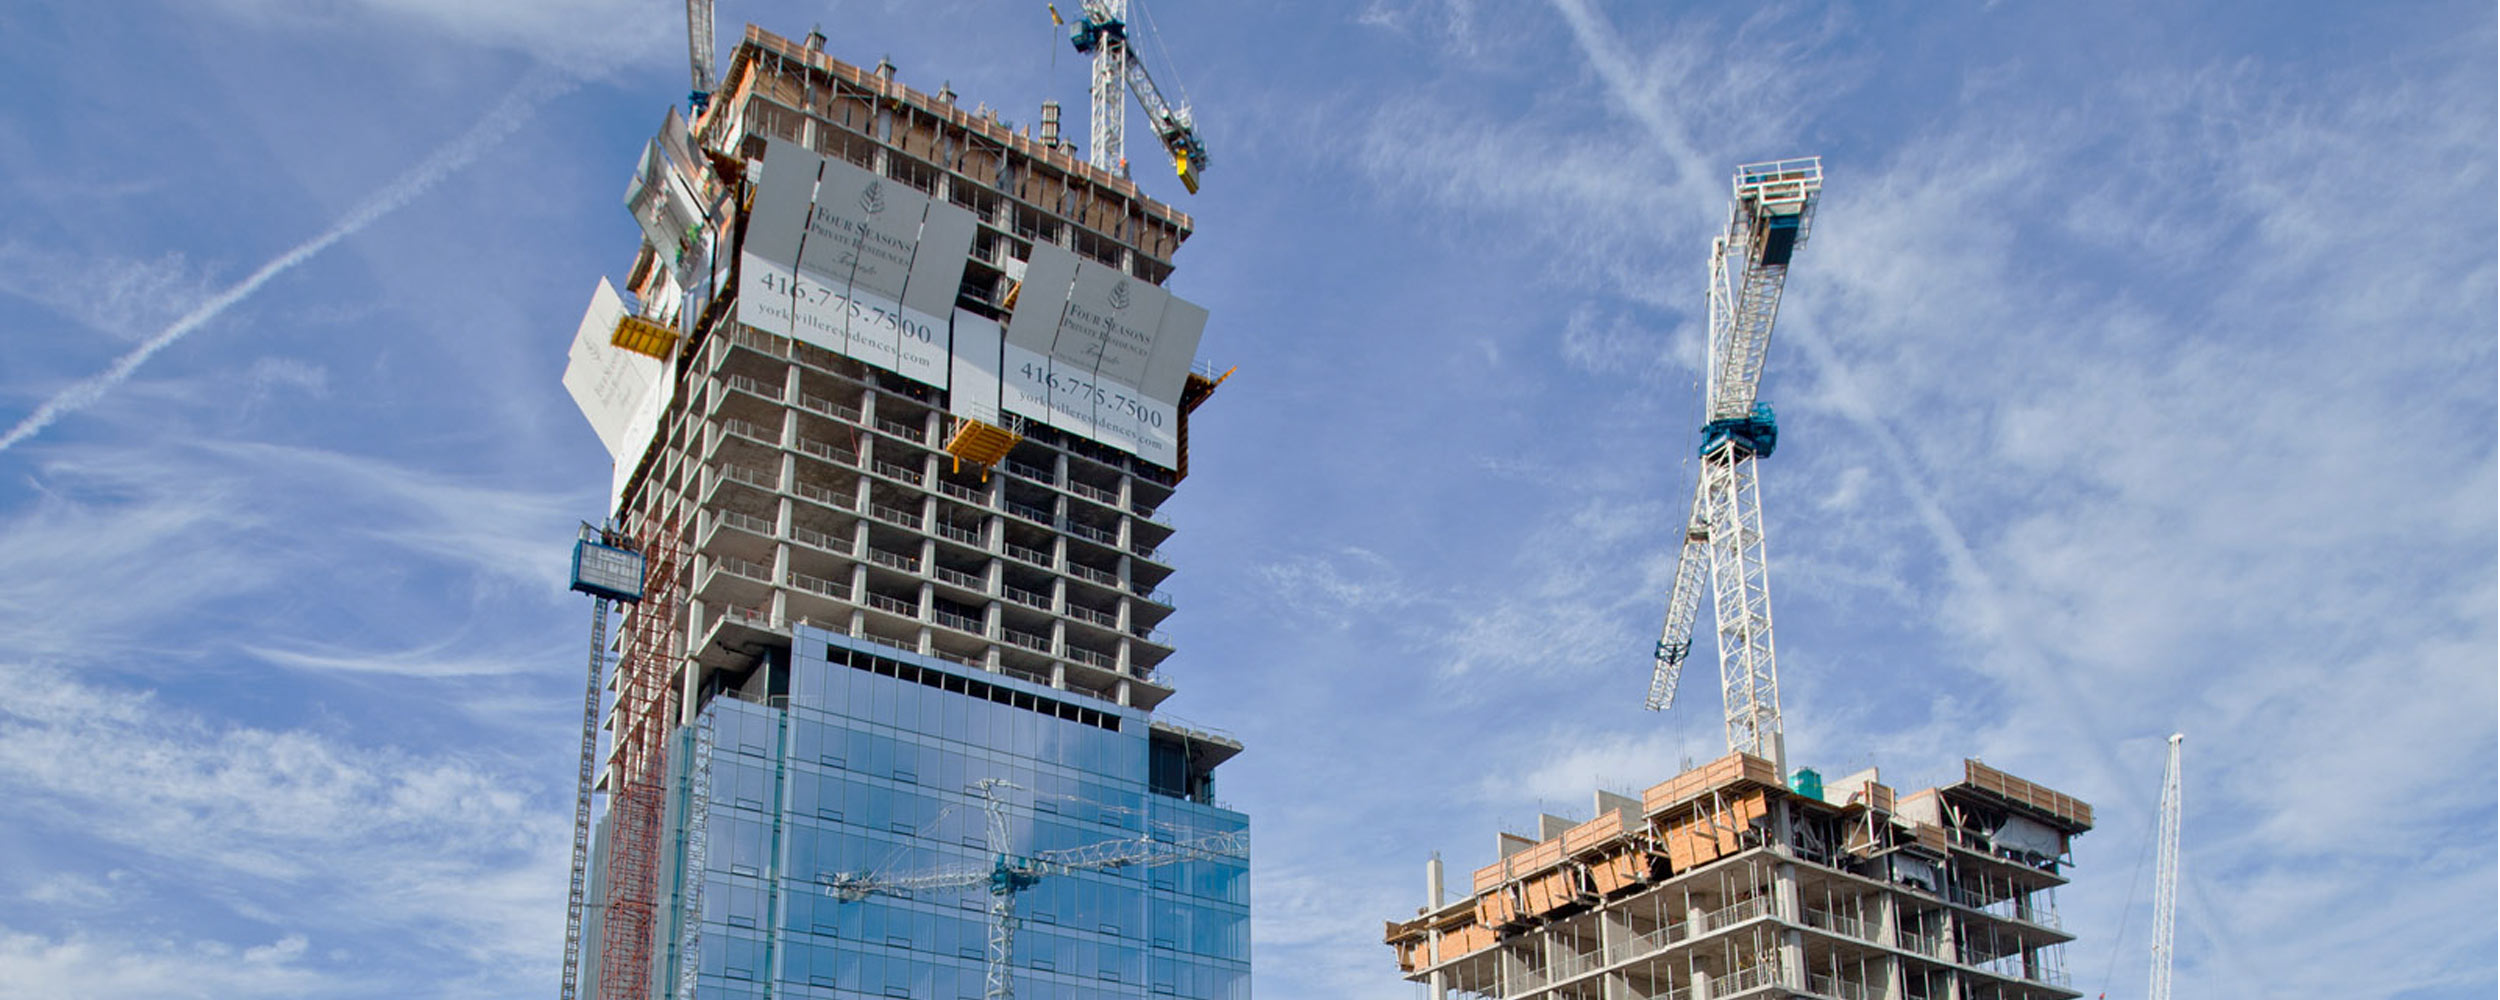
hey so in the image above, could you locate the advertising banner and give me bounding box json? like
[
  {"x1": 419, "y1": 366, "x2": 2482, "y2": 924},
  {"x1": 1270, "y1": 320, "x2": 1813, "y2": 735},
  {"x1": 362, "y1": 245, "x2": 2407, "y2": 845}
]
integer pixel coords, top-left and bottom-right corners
[{"x1": 737, "y1": 136, "x2": 971, "y2": 389}]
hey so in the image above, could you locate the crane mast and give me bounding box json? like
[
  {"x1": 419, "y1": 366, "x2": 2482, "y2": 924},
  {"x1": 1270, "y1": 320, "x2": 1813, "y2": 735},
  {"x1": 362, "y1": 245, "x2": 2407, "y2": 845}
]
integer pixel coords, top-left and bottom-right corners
[
  {"x1": 1647, "y1": 158, "x2": 1822, "y2": 770},
  {"x1": 684, "y1": 1, "x2": 716, "y2": 111},
  {"x1": 2148, "y1": 733, "x2": 2184, "y2": 1000},
  {"x1": 823, "y1": 779, "x2": 1248, "y2": 1000},
  {"x1": 1062, "y1": 0, "x2": 1208, "y2": 192}
]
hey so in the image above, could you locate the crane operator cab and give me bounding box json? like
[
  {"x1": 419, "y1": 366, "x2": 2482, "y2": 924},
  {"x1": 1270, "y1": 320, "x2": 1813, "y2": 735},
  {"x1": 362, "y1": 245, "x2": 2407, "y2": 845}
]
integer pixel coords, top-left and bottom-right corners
[{"x1": 1734, "y1": 157, "x2": 1823, "y2": 268}]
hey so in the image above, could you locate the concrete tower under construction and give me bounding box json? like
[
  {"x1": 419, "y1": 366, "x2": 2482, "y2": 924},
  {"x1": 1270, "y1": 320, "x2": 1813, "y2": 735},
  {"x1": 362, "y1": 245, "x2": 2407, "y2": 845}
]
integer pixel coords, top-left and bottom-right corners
[
  {"x1": 561, "y1": 25, "x2": 1247, "y2": 1000},
  {"x1": 1385, "y1": 756, "x2": 2093, "y2": 1000}
]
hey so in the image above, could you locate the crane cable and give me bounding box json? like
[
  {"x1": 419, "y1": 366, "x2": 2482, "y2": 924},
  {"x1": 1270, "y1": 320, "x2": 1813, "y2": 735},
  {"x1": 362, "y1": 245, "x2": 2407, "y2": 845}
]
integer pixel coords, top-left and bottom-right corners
[
  {"x1": 2092, "y1": 799, "x2": 2163, "y2": 998},
  {"x1": 1133, "y1": 0, "x2": 1195, "y2": 111}
]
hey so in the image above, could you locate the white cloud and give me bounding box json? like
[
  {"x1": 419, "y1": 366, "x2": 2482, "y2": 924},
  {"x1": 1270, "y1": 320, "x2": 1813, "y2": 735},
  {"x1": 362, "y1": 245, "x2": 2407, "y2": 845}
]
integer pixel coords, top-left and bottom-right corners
[
  {"x1": 0, "y1": 662, "x2": 569, "y2": 992},
  {"x1": 200, "y1": 0, "x2": 671, "y2": 75},
  {"x1": 0, "y1": 929, "x2": 327, "y2": 1000}
]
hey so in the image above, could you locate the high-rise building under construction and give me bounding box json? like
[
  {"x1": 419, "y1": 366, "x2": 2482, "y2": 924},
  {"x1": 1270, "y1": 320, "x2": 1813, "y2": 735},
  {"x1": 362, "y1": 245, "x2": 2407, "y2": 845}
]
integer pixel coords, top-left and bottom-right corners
[
  {"x1": 1384, "y1": 756, "x2": 2093, "y2": 1000},
  {"x1": 561, "y1": 24, "x2": 1247, "y2": 1000}
]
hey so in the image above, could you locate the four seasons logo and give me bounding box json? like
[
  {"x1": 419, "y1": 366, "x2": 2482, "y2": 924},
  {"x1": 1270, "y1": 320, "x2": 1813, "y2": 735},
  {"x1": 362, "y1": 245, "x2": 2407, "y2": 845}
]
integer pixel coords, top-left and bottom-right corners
[
  {"x1": 1108, "y1": 280, "x2": 1133, "y2": 311},
  {"x1": 858, "y1": 180, "x2": 886, "y2": 215}
]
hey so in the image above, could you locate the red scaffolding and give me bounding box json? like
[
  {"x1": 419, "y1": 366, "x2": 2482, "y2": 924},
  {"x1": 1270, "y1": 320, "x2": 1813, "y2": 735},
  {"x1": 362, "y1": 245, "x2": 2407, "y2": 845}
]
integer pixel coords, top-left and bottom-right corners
[{"x1": 597, "y1": 513, "x2": 685, "y2": 1000}]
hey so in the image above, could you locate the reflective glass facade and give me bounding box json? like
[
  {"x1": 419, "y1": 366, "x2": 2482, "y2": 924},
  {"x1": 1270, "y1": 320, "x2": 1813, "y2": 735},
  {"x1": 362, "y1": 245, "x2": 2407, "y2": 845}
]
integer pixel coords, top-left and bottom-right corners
[{"x1": 658, "y1": 628, "x2": 1249, "y2": 1000}]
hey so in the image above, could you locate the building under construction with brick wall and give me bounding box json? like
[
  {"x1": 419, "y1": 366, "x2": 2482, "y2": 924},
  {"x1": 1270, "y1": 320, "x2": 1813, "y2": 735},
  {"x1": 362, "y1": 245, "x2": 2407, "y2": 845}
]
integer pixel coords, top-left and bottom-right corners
[
  {"x1": 561, "y1": 24, "x2": 1247, "y2": 1000},
  {"x1": 1384, "y1": 755, "x2": 2092, "y2": 1000}
]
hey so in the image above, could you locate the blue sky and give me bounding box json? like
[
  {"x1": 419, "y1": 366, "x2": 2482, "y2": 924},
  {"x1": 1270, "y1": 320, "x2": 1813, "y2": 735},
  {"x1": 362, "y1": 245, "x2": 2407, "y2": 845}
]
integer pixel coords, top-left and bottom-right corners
[{"x1": 0, "y1": 1, "x2": 2490, "y2": 997}]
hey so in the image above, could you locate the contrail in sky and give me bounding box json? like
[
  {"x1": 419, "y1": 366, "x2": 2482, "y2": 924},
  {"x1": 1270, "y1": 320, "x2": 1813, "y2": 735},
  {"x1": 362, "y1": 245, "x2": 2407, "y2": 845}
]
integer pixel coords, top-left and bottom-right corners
[{"x1": 0, "y1": 67, "x2": 575, "y2": 454}]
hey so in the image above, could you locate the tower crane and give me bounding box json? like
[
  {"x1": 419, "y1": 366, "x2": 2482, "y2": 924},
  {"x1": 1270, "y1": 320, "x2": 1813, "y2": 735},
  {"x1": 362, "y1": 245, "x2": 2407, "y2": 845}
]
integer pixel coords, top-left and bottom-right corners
[
  {"x1": 822, "y1": 778, "x2": 1248, "y2": 1000},
  {"x1": 2148, "y1": 733, "x2": 2184, "y2": 1000},
  {"x1": 1052, "y1": 1, "x2": 1210, "y2": 192},
  {"x1": 1646, "y1": 158, "x2": 1823, "y2": 772}
]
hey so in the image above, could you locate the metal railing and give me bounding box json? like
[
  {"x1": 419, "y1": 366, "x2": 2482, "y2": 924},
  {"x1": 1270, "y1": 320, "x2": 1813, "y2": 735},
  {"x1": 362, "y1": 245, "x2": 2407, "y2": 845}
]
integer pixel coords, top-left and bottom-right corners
[
  {"x1": 937, "y1": 479, "x2": 989, "y2": 504},
  {"x1": 865, "y1": 592, "x2": 920, "y2": 617},
  {"x1": 718, "y1": 417, "x2": 777, "y2": 443},
  {"x1": 933, "y1": 609, "x2": 983, "y2": 634},
  {"x1": 871, "y1": 504, "x2": 924, "y2": 530},
  {"x1": 1131, "y1": 585, "x2": 1172, "y2": 607},
  {"x1": 786, "y1": 570, "x2": 850, "y2": 600},
  {"x1": 933, "y1": 565, "x2": 986, "y2": 590},
  {"x1": 871, "y1": 459, "x2": 924, "y2": 486},
  {"x1": 1003, "y1": 542, "x2": 1053, "y2": 567},
  {"x1": 935, "y1": 521, "x2": 984, "y2": 546},
  {"x1": 1002, "y1": 585, "x2": 1053, "y2": 610},
  {"x1": 1067, "y1": 480, "x2": 1119, "y2": 505},
  {"x1": 1131, "y1": 542, "x2": 1160, "y2": 561},
  {"x1": 1004, "y1": 501, "x2": 1054, "y2": 525},
  {"x1": 999, "y1": 627, "x2": 1052, "y2": 652},
  {"x1": 795, "y1": 437, "x2": 855, "y2": 466},
  {"x1": 725, "y1": 374, "x2": 782, "y2": 400},
  {"x1": 1067, "y1": 563, "x2": 1120, "y2": 587},
  {"x1": 719, "y1": 465, "x2": 779, "y2": 491},
  {"x1": 730, "y1": 328, "x2": 787, "y2": 357},
  {"x1": 711, "y1": 509, "x2": 774, "y2": 536},
  {"x1": 1616, "y1": 919, "x2": 1689, "y2": 961},
  {"x1": 1003, "y1": 459, "x2": 1054, "y2": 483},
  {"x1": 796, "y1": 392, "x2": 861, "y2": 422},
  {"x1": 1802, "y1": 908, "x2": 1877, "y2": 943},
  {"x1": 866, "y1": 548, "x2": 922, "y2": 573},
  {"x1": 1129, "y1": 627, "x2": 1169, "y2": 646},
  {"x1": 874, "y1": 416, "x2": 925, "y2": 441},
  {"x1": 1718, "y1": 963, "x2": 1779, "y2": 995},
  {"x1": 931, "y1": 648, "x2": 984, "y2": 669},
  {"x1": 793, "y1": 480, "x2": 854, "y2": 509},
  {"x1": 789, "y1": 524, "x2": 850, "y2": 554},
  {"x1": 1808, "y1": 975, "x2": 1876, "y2": 1000},
  {"x1": 1065, "y1": 605, "x2": 1118, "y2": 628},
  {"x1": 710, "y1": 555, "x2": 773, "y2": 582},
  {"x1": 1066, "y1": 521, "x2": 1119, "y2": 545},
  {"x1": 1700, "y1": 896, "x2": 1769, "y2": 932}
]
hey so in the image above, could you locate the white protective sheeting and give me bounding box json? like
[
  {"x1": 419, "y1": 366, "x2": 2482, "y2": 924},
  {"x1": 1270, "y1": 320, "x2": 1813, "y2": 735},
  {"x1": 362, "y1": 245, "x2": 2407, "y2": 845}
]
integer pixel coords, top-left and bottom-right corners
[{"x1": 561, "y1": 278, "x2": 665, "y2": 461}]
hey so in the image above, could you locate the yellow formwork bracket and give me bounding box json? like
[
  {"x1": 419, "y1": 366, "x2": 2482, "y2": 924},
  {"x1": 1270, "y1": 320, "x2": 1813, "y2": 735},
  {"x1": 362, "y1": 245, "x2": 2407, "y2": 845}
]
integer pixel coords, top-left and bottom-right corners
[
  {"x1": 945, "y1": 418, "x2": 1022, "y2": 475},
  {"x1": 611, "y1": 313, "x2": 681, "y2": 360}
]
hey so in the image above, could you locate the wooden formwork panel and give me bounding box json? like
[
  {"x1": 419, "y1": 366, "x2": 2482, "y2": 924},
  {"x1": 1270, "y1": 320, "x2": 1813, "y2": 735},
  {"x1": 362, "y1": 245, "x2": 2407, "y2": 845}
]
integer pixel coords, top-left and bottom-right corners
[
  {"x1": 1442, "y1": 923, "x2": 1498, "y2": 961},
  {"x1": 1476, "y1": 889, "x2": 1519, "y2": 928},
  {"x1": 1961, "y1": 759, "x2": 2095, "y2": 830},
  {"x1": 1520, "y1": 869, "x2": 1577, "y2": 918},
  {"x1": 1642, "y1": 752, "x2": 1780, "y2": 817},
  {"x1": 1588, "y1": 851, "x2": 1645, "y2": 895},
  {"x1": 1563, "y1": 811, "x2": 1627, "y2": 855}
]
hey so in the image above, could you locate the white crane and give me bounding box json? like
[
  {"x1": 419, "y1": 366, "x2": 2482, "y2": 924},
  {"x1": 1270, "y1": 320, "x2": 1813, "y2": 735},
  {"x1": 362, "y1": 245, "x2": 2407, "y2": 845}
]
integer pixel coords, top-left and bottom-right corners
[
  {"x1": 684, "y1": 1, "x2": 718, "y2": 112},
  {"x1": 822, "y1": 778, "x2": 1248, "y2": 1000},
  {"x1": 1647, "y1": 158, "x2": 1823, "y2": 771},
  {"x1": 1055, "y1": 1, "x2": 1209, "y2": 192},
  {"x1": 2148, "y1": 733, "x2": 2184, "y2": 1000}
]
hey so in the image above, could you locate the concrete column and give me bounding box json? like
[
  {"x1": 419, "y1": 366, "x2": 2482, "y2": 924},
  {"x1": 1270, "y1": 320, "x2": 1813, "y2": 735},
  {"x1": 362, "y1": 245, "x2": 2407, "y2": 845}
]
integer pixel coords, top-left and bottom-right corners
[{"x1": 1779, "y1": 928, "x2": 1806, "y2": 993}]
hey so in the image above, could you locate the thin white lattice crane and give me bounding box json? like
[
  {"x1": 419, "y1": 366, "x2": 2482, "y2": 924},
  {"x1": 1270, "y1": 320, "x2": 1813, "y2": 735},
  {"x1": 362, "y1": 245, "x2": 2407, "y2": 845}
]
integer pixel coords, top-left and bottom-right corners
[
  {"x1": 822, "y1": 778, "x2": 1248, "y2": 1000},
  {"x1": 1647, "y1": 158, "x2": 1823, "y2": 771},
  {"x1": 2148, "y1": 733, "x2": 2184, "y2": 1000}
]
